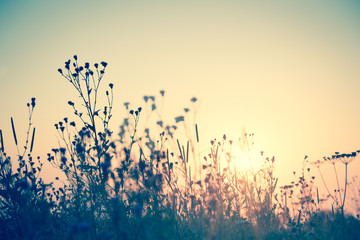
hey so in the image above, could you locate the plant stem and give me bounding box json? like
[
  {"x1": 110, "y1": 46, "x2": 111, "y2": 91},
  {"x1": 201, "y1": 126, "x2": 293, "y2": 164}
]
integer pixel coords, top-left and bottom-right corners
[
  {"x1": 317, "y1": 167, "x2": 338, "y2": 205},
  {"x1": 333, "y1": 163, "x2": 342, "y2": 205},
  {"x1": 342, "y1": 163, "x2": 348, "y2": 210}
]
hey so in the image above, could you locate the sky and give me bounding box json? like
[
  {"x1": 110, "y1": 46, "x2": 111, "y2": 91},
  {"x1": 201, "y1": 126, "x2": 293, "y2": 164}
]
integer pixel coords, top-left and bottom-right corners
[{"x1": 1, "y1": 0, "x2": 360, "y2": 207}]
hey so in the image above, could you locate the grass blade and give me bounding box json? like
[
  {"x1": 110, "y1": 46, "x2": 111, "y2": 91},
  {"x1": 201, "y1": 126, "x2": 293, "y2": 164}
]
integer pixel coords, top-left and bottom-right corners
[
  {"x1": 195, "y1": 124, "x2": 199, "y2": 143},
  {"x1": 0, "y1": 129, "x2": 4, "y2": 152},
  {"x1": 177, "y1": 139, "x2": 183, "y2": 160},
  {"x1": 186, "y1": 141, "x2": 189, "y2": 163},
  {"x1": 11, "y1": 117, "x2": 18, "y2": 146},
  {"x1": 317, "y1": 187, "x2": 319, "y2": 205},
  {"x1": 30, "y1": 127, "x2": 35, "y2": 153}
]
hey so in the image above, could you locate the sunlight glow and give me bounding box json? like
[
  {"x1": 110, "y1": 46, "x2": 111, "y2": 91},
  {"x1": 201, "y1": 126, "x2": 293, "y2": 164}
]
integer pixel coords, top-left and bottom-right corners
[{"x1": 228, "y1": 135, "x2": 264, "y2": 173}]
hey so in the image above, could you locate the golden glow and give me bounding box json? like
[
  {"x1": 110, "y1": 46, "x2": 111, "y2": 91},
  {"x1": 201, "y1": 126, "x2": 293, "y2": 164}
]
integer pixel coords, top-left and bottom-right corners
[
  {"x1": 227, "y1": 136, "x2": 265, "y2": 173},
  {"x1": 0, "y1": 1, "x2": 359, "y2": 197}
]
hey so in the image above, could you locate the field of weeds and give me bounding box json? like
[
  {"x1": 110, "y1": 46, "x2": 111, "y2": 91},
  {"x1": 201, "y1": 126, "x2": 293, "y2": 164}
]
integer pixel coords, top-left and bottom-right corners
[{"x1": 1, "y1": 56, "x2": 360, "y2": 240}]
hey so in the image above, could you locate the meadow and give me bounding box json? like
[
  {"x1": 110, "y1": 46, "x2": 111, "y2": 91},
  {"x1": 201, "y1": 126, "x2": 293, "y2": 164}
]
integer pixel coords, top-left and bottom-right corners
[{"x1": 1, "y1": 56, "x2": 360, "y2": 240}]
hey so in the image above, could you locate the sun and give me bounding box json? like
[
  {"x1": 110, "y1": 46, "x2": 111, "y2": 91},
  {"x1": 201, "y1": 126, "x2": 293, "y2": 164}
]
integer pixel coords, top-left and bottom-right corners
[{"x1": 228, "y1": 137, "x2": 264, "y2": 173}]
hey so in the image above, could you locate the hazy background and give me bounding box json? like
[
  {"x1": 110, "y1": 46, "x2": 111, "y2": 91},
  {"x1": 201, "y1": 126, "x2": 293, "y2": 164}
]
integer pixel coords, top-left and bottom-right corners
[{"x1": 1, "y1": 0, "x2": 360, "y2": 211}]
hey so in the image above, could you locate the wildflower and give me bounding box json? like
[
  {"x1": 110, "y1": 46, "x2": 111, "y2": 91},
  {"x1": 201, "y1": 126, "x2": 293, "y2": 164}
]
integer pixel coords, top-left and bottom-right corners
[
  {"x1": 94, "y1": 63, "x2": 98, "y2": 68},
  {"x1": 84, "y1": 62, "x2": 90, "y2": 69},
  {"x1": 101, "y1": 61, "x2": 108, "y2": 67},
  {"x1": 160, "y1": 90, "x2": 165, "y2": 96},
  {"x1": 51, "y1": 148, "x2": 59, "y2": 154},
  {"x1": 325, "y1": 156, "x2": 338, "y2": 165},
  {"x1": 310, "y1": 159, "x2": 323, "y2": 168},
  {"x1": 31, "y1": 97, "x2": 36, "y2": 108},
  {"x1": 109, "y1": 83, "x2": 114, "y2": 89},
  {"x1": 58, "y1": 68, "x2": 63, "y2": 74},
  {"x1": 68, "y1": 101, "x2": 74, "y2": 106},
  {"x1": 339, "y1": 152, "x2": 357, "y2": 165},
  {"x1": 60, "y1": 156, "x2": 67, "y2": 165},
  {"x1": 100, "y1": 70, "x2": 104, "y2": 74},
  {"x1": 138, "y1": 107, "x2": 142, "y2": 112},
  {"x1": 59, "y1": 148, "x2": 66, "y2": 155},
  {"x1": 191, "y1": 97, "x2": 197, "y2": 102},
  {"x1": 73, "y1": 55, "x2": 77, "y2": 60},
  {"x1": 70, "y1": 121, "x2": 76, "y2": 127},
  {"x1": 129, "y1": 110, "x2": 134, "y2": 115},
  {"x1": 157, "y1": 121, "x2": 163, "y2": 127},
  {"x1": 175, "y1": 116, "x2": 184, "y2": 123}
]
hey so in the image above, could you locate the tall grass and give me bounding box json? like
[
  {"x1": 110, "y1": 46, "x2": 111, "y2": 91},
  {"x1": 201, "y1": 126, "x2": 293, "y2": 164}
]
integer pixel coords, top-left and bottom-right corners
[{"x1": 0, "y1": 56, "x2": 360, "y2": 239}]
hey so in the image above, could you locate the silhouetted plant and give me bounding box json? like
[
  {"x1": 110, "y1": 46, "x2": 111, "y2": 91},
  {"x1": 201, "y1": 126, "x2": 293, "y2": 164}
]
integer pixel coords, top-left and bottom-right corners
[
  {"x1": 1, "y1": 56, "x2": 360, "y2": 239},
  {"x1": 0, "y1": 98, "x2": 56, "y2": 239}
]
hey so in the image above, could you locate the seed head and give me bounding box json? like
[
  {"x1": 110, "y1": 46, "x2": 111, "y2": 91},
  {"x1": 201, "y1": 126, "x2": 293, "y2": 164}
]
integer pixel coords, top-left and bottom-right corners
[
  {"x1": 101, "y1": 61, "x2": 108, "y2": 68},
  {"x1": 31, "y1": 98, "x2": 36, "y2": 108}
]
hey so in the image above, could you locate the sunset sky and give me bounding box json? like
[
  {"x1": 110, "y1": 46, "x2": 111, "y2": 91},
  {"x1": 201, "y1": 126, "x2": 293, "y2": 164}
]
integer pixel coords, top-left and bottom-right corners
[{"x1": 1, "y1": 0, "x2": 360, "y2": 197}]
